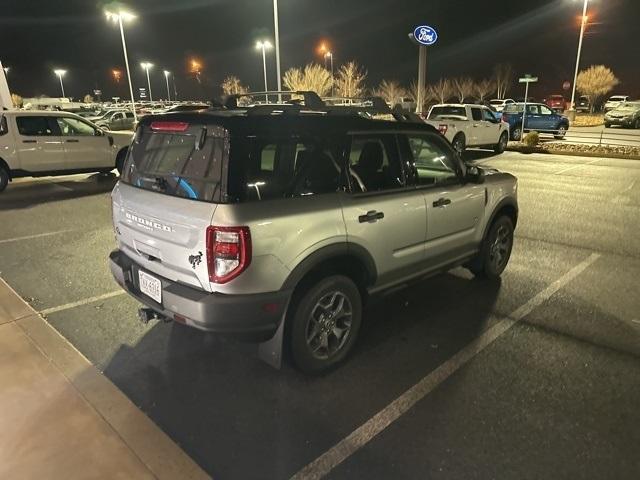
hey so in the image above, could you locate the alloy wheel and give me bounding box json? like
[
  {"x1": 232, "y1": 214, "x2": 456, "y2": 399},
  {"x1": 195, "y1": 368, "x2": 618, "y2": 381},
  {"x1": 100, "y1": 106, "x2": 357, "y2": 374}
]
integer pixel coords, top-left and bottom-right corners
[
  {"x1": 305, "y1": 291, "x2": 353, "y2": 360},
  {"x1": 489, "y1": 225, "x2": 511, "y2": 271}
]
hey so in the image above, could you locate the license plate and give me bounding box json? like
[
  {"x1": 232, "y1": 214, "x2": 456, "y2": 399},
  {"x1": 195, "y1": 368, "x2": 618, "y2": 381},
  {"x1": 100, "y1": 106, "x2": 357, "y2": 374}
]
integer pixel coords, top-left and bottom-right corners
[{"x1": 138, "y1": 270, "x2": 162, "y2": 304}]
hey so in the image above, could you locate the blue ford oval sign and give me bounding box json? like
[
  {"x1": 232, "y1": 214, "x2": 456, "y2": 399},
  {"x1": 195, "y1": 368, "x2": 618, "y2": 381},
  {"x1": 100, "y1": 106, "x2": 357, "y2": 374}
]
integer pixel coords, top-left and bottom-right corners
[{"x1": 414, "y1": 25, "x2": 438, "y2": 46}]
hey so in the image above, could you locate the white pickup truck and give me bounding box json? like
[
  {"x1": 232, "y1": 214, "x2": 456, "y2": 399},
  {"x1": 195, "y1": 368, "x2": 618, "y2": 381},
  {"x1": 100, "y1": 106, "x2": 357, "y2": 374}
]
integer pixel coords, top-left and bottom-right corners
[
  {"x1": 425, "y1": 104, "x2": 510, "y2": 155},
  {"x1": 0, "y1": 110, "x2": 132, "y2": 192}
]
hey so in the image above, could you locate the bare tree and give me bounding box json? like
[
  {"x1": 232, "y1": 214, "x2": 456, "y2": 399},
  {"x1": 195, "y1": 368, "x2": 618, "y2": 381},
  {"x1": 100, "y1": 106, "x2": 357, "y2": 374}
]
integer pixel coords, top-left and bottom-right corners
[
  {"x1": 408, "y1": 81, "x2": 435, "y2": 112},
  {"x1": 576, "y1": 65, "x2": 620, "y2": 113},
  {"x1": 427, "y1": 78, "x2": 454, "y2": 104},
  {"x1": 283, "y1": 63, "x2": 333, "y2": 96},
  {"x1": 453, "y1": 77, "x2": 475, "y2": 102},
  {"x1": 474, "y1": 79, "x2": 495, "y2": 102},
  {"x1": 83, "y1": 94, "x2": 94, "y2": 103},
  {"x1": 11, "y1": 93, "x2": 23, "y2": 108},
  {"x1": 334, "y1": 61, "x2": 367, "y2": 98},
  {"x1": 221, "y1": 75, "x2": 249, "y2": 96},
  {"x1": 374, "y1": 80, "x2": 406, "y2": 108},
  {"x1": 493, "y1": 64, "x2": 514, "y2": 99}
]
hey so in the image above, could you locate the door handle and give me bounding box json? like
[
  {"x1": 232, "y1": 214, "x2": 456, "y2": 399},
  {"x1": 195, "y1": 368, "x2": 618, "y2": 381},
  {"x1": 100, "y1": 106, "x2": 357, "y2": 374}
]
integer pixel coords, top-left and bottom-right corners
[
  {"x1": 66, "y1": 139, "x2": 79, "y2": 143},
  {"x1": 22, "y1": 140, "x2": 36, "y2": 143},
  {"x1": 433, "y1": 198, "x2": 452, "y2": 208},
  {"x1": 358, "y1": 210, "x2": 385, "y2": 223}
]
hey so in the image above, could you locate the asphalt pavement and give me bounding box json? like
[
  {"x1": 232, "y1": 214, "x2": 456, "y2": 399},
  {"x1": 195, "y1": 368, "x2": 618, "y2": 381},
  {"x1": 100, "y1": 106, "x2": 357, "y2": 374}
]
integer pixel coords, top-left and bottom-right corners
[{"x1": 0, "y1": 151, "x2": 639, "y2": 479}]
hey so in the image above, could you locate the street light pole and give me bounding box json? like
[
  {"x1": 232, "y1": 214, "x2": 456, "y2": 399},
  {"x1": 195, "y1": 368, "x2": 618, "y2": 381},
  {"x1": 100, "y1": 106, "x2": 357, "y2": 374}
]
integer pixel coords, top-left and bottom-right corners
[
  {"x1": 54, "y1": 69, "x2": 66, "y2": 98},
  {"x1": 273, "y1": 0, "x2": 282, "y2": 99},
  {"x1": 141, "y1": 63, "x2": 153, "y2": 102},
  {"x1": 256, "y1": 40, "x2": 272, "y2": 102},
  {"x1": 106, "y1": 10, "x2": 138, "y2": 122},
  {"x1": 569, "y1": 0, "x2": 589, "y2": 117},
  {"x1": 325, "y1": 52, "x2": 334, "y2": 97},
  {"x1": 163, "y1": 70, "x2": 171, "y2": 101}
]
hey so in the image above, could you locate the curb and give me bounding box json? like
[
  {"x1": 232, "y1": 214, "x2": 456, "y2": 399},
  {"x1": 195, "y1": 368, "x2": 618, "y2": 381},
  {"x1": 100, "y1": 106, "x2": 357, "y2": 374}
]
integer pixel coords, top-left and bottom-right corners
[
  {"x1": 0, "y1": 277, "x2": 211, "y2": 480},
  {"x1": 506, "y1": 146, "x2": 640, "y2": 161}
]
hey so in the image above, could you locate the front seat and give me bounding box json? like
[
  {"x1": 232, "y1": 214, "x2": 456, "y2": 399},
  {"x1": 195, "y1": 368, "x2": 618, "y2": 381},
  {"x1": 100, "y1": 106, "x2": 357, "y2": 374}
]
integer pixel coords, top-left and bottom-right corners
[{"x1": 353, "y1": 142, "x2": 385, "y2": 191}]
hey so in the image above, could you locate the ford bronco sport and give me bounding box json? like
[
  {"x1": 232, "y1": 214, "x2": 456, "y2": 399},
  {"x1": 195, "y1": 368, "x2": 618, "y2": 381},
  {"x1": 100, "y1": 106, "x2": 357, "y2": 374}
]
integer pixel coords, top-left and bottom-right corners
[{"x1": 109, "y1": 92, "x2": 518, "y2": 374}]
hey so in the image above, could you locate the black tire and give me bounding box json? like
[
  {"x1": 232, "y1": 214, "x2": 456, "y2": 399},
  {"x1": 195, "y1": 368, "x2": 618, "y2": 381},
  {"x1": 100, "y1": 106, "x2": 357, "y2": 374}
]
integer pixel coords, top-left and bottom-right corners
[
  {"x1": 467, "y1": 216, "x2": 514, "y2": 280},
  {"x1": 116, "y1": 148, "x2": 128, "y2": 175},
  {"x1": 511, "y1": 124, "x2": 523, "y2": 142},
  {"x1": 494, "y1": 131, "x2": 508, "y2": 154},
  {"x1": 634, "y1": 118, "x2": 640, "y2": 130},
  {"x1": 289, "y1": 275, "x2": 362, "y2": 375},
  {"x1": 604, "y1": 122, "x2": 611, "y2": 129},
  {"x1": 452, "y1": 134, "x2": 466, "y2": 156},
  {"x1": 0, "y1": 165, "x2": 8, "y2": 193},
  {"x1": 554, "y1": 124, "x2": 568, "y2": 140}
]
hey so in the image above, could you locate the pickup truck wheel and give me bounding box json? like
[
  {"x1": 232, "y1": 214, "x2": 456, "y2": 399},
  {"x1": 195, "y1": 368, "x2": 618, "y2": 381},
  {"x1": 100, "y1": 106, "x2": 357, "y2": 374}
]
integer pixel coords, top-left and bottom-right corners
[
  {"x1": 467, "y1": 216, "x2": 514, "y2": 280},
  {"x1": 554, "y1": 125, "x2": 567, "y2": 140},
  {"x1": 290, "y1": 275, "x2": 362, "y2": 375},
  {"x1": 511, "y1": 125, "x2": 523, "y2": 142},
  {"x1": 494, "y1": 132, "x2": 508, "y2": 154},
  {"x1": 0, "y1": 165, "x2": 8, "y2": 193},
  {"x1": 452, "y1": 134, "x2": 466, "y2": 156},
  {"x1": 116, "y1": 148, "x2": 128, "y2": 175}
]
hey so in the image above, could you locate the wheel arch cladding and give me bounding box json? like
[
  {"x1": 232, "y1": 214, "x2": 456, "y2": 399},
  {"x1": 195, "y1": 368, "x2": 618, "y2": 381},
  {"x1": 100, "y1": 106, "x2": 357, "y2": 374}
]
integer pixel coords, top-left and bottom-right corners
[
  {"x1": 282, "y1": 243, "x2": 377, "y2": 295},
  {"x1": 0, "y1": 157, "x2": 11, "y2": 180},
  {"x1": 484, "y1": 199, "x2": 518, "y2": 239}
]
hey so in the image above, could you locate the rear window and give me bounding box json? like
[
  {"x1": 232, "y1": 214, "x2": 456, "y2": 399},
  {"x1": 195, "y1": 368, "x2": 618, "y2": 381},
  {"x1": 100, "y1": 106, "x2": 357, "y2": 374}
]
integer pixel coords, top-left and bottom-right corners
[
  {"x1": 503, "y1": 104, "x2": 524, "y2": 113},
  {"x1": 121, "y1": 123, "x2": 226, "y2": 203},
  {"x1": 428, "y1": 106, "x2": 467, "y2": 120}
]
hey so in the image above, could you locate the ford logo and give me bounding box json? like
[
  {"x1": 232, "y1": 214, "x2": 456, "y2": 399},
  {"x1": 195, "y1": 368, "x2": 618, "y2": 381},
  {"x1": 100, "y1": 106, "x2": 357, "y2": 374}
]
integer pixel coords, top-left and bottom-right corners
[{"x1": 414, "y1": 25, "x2": 438, "y2": 46}]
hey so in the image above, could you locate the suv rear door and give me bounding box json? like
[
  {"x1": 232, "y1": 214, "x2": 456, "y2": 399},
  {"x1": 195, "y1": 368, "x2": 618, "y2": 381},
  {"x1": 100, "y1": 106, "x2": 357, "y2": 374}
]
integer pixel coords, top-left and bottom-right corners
[
  {"x1": 398, "y1": 132, "x2": 485, "y2": 264},
  {"x1": 14, "y1": 115, "x2": 67, "y2": 172},
  {"x1": 114, "y1": 122, "x2": 227, "y2": 292},
  {"x1": 341, "y1": 133, "x2": 427, "y2": 290}
]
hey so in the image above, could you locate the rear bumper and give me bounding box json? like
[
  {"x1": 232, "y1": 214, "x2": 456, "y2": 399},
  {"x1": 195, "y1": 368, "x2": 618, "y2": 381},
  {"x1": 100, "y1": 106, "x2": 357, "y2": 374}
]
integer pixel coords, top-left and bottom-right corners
[{"x1": 109, "y1": 250, "x2": 290, "y2": 341}]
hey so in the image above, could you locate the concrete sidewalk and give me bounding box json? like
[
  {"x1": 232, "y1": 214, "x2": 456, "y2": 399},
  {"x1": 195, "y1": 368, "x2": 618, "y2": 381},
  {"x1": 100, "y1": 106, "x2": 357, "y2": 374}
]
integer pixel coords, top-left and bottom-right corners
[{"x1": 0, "y1": 278, "x2": 210, "y2": 479}]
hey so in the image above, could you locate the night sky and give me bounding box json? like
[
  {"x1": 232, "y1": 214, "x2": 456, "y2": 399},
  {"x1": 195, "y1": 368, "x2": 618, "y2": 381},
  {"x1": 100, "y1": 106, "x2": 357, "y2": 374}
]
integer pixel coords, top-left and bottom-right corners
[{"x1": 1, "y1": 0, "x2": 637, "y2": 101}]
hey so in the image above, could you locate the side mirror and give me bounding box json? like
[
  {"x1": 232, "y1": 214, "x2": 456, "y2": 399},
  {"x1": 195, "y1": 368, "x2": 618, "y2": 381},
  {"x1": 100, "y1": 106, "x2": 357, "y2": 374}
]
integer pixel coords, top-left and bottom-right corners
[
  {"x1": 95, "y1": 127, "x2": 105, "y2": 136},
  {"x1": 466, "y1": 165, "x2": 485, "y2": 184}
]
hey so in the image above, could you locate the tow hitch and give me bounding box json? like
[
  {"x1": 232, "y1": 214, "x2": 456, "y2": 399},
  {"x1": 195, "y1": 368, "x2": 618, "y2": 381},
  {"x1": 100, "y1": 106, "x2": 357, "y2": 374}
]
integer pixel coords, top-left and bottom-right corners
[{"x1": 137, "y1": 308, "x2": 168, "y2": 325}]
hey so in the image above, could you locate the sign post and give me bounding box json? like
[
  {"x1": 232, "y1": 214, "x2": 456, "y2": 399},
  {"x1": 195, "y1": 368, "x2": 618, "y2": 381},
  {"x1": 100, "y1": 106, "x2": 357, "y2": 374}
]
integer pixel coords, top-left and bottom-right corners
[
  {"x1": 518, "y1": 75, "x2": 538, "y2": 139},
  {"x1": 409, "y1": 25, "x2": 438, "y2": 115}
]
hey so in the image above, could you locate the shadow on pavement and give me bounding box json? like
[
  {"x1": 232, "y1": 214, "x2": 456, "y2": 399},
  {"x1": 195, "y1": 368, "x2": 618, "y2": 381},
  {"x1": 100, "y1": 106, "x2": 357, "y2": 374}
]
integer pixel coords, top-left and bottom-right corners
[
  {"x1": 103, "y1": 271, "x2": 502, "y2": 479},
  {"x1": 0, "y1": 174, "x2": 117, "y2": 210}
]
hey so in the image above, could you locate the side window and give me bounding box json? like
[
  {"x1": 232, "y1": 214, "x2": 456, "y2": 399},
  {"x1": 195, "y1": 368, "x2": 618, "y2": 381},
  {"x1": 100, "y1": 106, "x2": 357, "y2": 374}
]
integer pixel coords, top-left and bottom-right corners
[
  {"x1": 348, "y1": 134, "x2": 403, "y2": 193},
  {"x1": 56, "y1": 117, "x2": 96, "y2": 136},
  {"x1": 539, "y1": 105, "x2": 553, "y2": 115},
  {"x1": 231, "y1": 136, "x2": 343, "y2": 202},
  {"x1": 527, "y1": 105, "x2": 540, "y2": 115},
  {"x1": 16, "y1": 116, "x2": 54, "y2": 136},
  {"x1": 126, "y1": 112, "x2": 134, "y2": 119},
  {"x1": 482, "y1": 109, "x2": 497, "y2": 123},
  {"x1": 471, "y1": 108, "x2": 483, "y2": 121},
  {"x1": 402, "y1": 134, "x2": 460, "y2": 186},
  {"x1": 0, "y1": 115, "x2": 7, "y2": 136}
]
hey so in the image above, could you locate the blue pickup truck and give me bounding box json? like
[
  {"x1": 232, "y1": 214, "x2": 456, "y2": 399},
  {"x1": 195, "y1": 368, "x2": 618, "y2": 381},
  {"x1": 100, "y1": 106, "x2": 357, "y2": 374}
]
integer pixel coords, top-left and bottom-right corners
[{"x1": 501, "y1": 103, "x2": 570, "y2": 141}]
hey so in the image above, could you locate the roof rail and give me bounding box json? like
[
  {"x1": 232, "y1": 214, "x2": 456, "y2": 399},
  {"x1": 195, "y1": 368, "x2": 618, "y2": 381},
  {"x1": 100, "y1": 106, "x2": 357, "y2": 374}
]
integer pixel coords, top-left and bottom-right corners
[{"x1": 224, "y1": 91, "x2": 325, "y2": 110}]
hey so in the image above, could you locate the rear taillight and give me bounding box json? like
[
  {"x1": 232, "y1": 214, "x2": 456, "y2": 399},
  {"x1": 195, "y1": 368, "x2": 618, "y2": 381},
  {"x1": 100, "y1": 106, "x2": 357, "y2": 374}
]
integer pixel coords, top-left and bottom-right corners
[
  {"x1": 206, "y1": 226, "x2": 251, "y2": 284},
  {"x1": 438, "y1": 124, "x2": 448, "y2": 135}
]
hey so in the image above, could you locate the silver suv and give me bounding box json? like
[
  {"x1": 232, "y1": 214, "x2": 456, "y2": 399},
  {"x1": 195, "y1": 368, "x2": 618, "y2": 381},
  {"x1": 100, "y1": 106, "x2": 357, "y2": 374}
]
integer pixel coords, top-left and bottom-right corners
[{"x1": 109, "y1": 99, "x2": 518, "y2": 374}]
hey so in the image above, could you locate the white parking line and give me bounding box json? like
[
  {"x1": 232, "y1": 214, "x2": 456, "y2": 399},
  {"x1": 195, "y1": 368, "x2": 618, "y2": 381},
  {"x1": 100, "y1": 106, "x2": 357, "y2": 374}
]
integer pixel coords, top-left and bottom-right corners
[
  {"x1": 554, "y1": 158, "x2": 600, "y2": 175},
  {"x1": 291, "y1": 253, "x2": 601, "y2": 480},
  {"x1": 0, "y1": 230, "x2": 75, "y2": 245},
  {"x1": 41, "y1": 290, "x2": 126, "y2": 316}
]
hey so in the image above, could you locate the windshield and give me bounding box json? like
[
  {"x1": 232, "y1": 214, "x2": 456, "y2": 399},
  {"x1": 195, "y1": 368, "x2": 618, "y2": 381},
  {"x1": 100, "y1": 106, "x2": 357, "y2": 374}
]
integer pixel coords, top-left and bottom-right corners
[
  {"x1": 503, "y1": 104, "x2": 524, "y2": 113},
  {"x1": 490, "y1": 100, "x2": 503, "y2": 106},
  {"x1": 609, "y1": 96, "x2": 626, "y2": 101},
  {"x1": 429, "y1": 106, "x2": 467, "y2": 120},
  {"x1": 122, "y1": 124, "x2": 227, "y2": 203}
]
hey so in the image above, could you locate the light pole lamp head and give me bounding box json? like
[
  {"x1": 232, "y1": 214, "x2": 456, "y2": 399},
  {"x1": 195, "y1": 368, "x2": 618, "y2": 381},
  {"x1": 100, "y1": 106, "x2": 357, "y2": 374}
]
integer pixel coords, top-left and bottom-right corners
[
  {"x1": 256, "y1": 40, "x2": 273, "y2": 50},
  {"x1": 3, "y1": 67, "x2": 8, "y2": 74},
  {"x1": 163, "y1": 70, "x2": 170, "y2": 77},
  {"x1": 140, "y1": 62, "x2": 153, "y2": 70},
  {"x1": 105, "y1": 10, "x2": 136, "y2": 22},
  {"x1": 54, "y1": 69, "x2": 66, "y2": 77}
]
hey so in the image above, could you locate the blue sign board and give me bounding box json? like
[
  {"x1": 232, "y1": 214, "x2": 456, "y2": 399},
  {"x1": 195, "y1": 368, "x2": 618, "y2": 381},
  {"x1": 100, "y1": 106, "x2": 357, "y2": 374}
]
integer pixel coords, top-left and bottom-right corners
[{"x1": 413, "y1": 25, "x2": 438, "y2": 46}]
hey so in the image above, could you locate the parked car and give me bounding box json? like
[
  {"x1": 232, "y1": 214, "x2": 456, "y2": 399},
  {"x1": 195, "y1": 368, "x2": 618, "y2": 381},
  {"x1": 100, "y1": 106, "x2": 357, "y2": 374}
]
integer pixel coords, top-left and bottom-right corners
[
  {"x1": 545, "y1": 95, "x2": 567, "y2": 113},
  {"x1": 425, "y1": 104, "x2": 510, "y2": 155},
  {"x1": 163, "y1": 103, "x2": 210, "y2": 113},
  {"x1": 489, "y1": 98, "x2": 516, "y2": 113},
  {"x1": 501, "y1": 103, "x2": 570, "y2": 141},
  {"x1": 109, "y1": 105, "x2": 518, "y2": 374},
  {"x1": 576, "y1": 96, "x2": 591, "y2": 113},
  {"x1": 604, "y1": 95, "x2": 629, "y2": 112},
  {"x1": 0, "y1": 111, "x2": 132, "y2": 193},
  {"x1": 94, "y1": 110, "x2": 135, "y2": 131},
  {"x1": 604, "y1": 101, "x2": 640, "y2": 129},
  {"x1": 87, "y1": 108, "x2": 128, "y2": 123}
]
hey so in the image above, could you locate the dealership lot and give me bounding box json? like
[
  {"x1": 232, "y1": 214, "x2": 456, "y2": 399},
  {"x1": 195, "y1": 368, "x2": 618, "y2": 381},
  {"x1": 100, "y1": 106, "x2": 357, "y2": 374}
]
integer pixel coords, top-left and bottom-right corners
[{"x1": 0, "y1": 151, "x2": 639, "y2": 479}]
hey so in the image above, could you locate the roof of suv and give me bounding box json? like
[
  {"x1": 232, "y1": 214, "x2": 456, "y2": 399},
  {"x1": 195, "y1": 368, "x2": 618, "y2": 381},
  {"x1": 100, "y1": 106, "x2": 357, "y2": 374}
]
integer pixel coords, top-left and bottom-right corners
[{"x1": 139, "y1": 109, "x2": 439, "y2": 136}]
